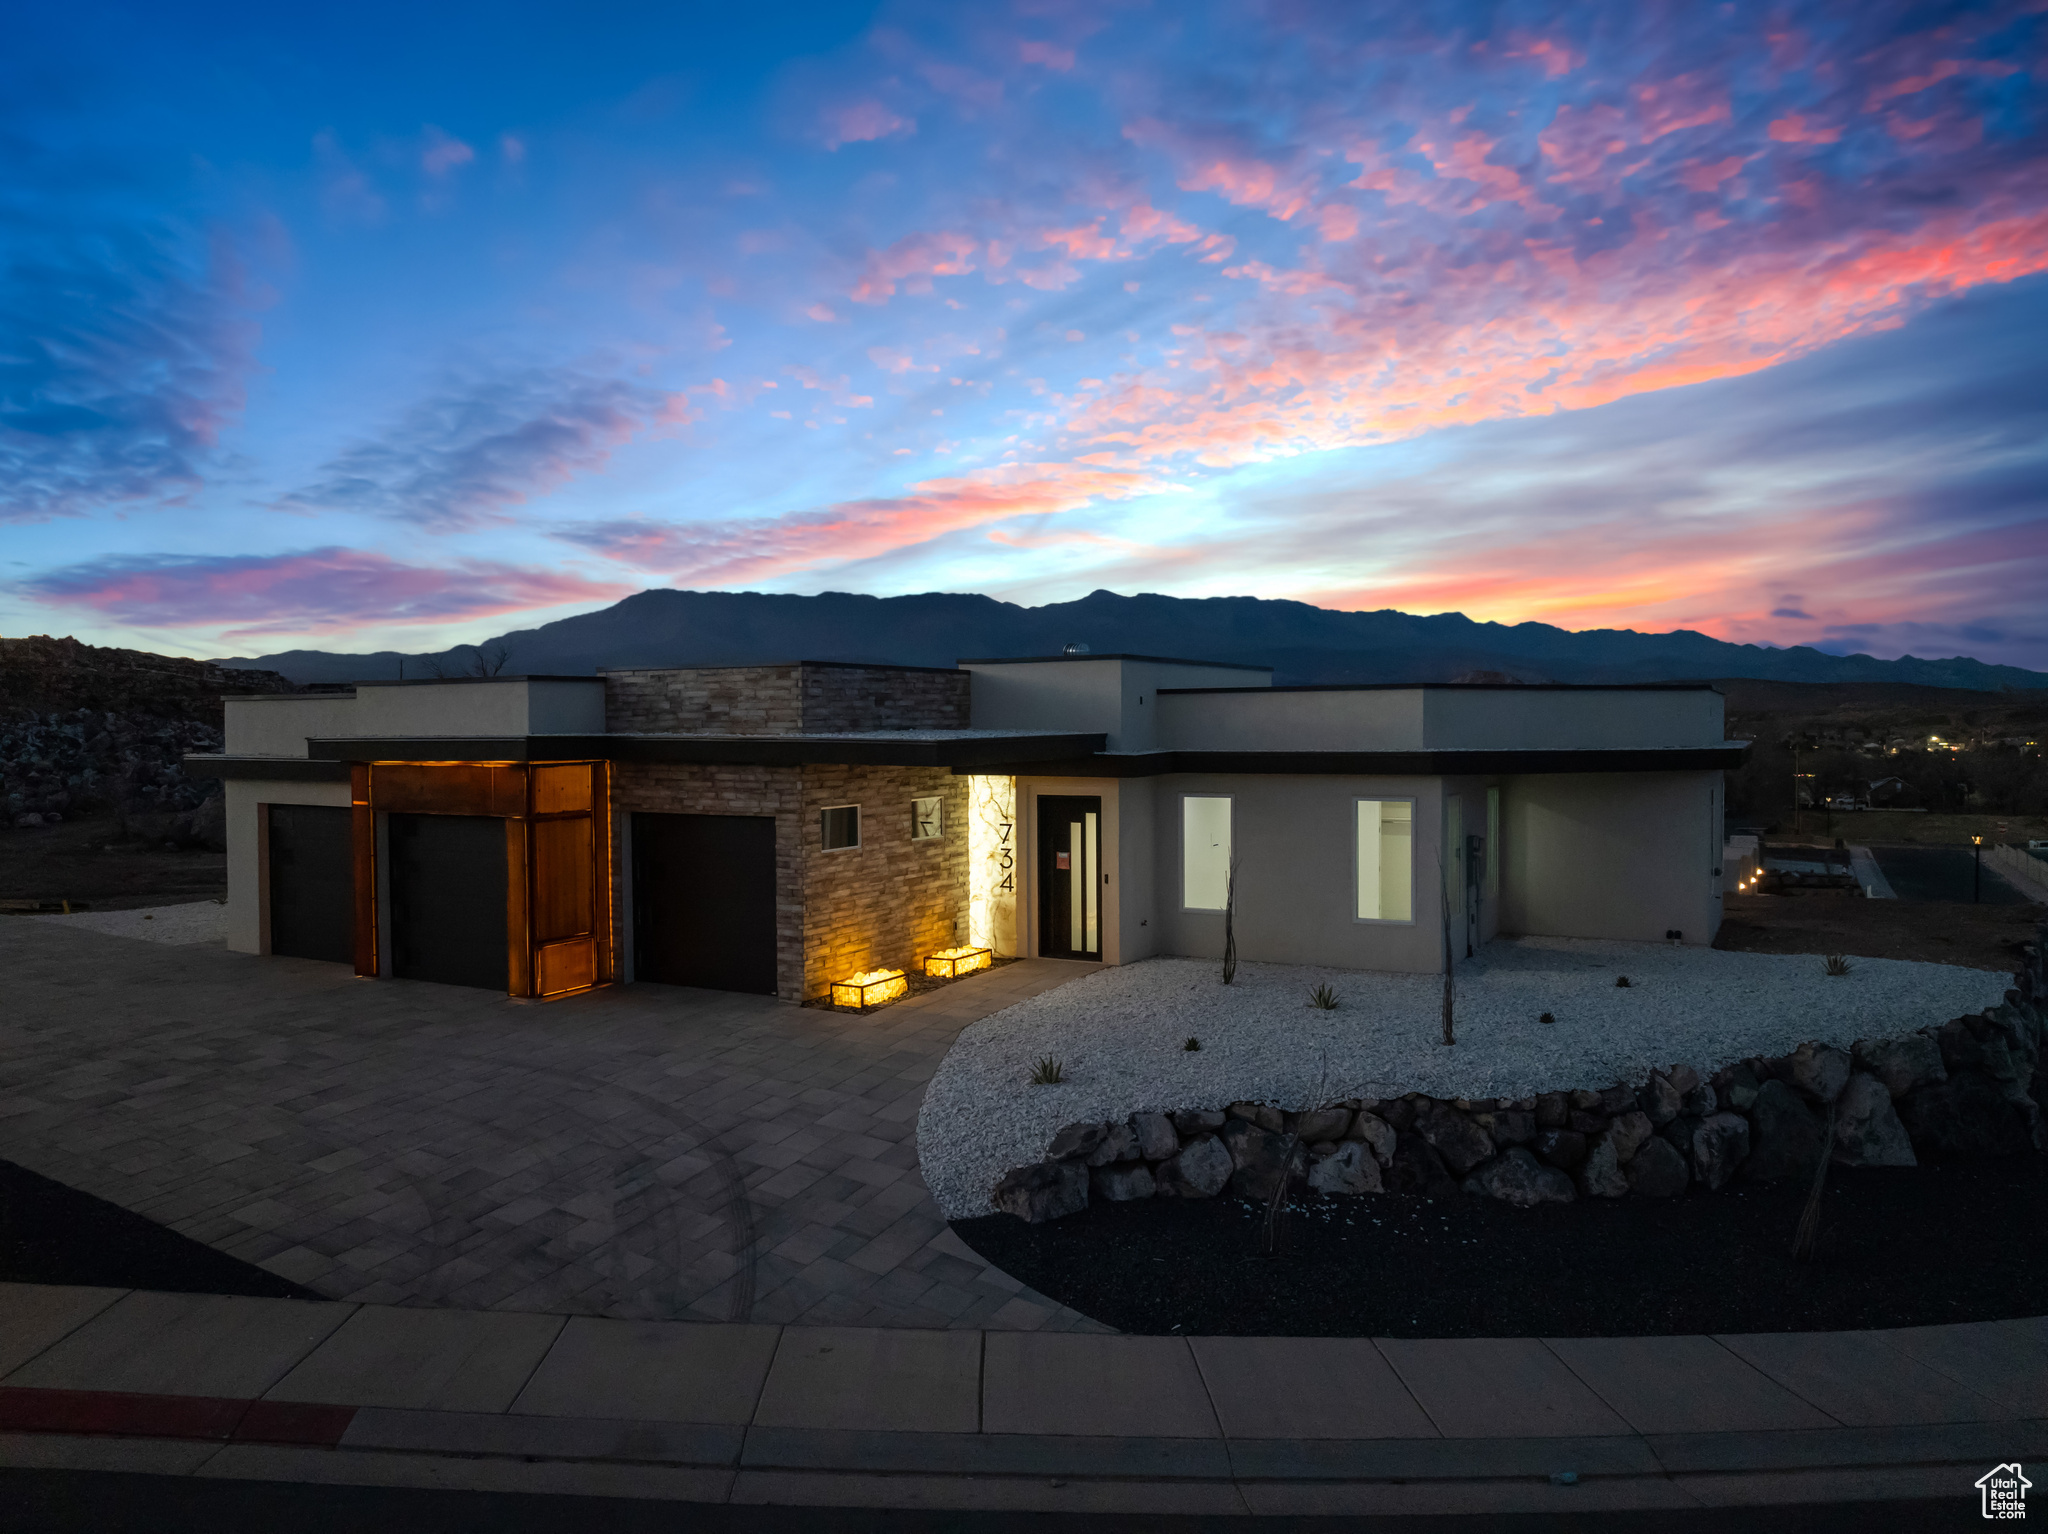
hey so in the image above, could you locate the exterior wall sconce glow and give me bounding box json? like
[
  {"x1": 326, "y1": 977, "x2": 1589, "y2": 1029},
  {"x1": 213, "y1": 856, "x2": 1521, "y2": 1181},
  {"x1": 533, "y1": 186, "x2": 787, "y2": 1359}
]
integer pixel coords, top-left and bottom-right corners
[
  {"x1": 831, "y1": 969, "x2": 907, "y2": 1010},
  {"x1": 923, "y1": 946, "x2": 992, "y2": 979}
]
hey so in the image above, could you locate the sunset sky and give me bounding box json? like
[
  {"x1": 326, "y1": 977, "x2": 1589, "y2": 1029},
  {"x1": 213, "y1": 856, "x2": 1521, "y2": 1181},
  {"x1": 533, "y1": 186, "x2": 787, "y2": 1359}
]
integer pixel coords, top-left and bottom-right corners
[{"x1": 5, "y1": 1, "x2": 2045, "y2": 666}]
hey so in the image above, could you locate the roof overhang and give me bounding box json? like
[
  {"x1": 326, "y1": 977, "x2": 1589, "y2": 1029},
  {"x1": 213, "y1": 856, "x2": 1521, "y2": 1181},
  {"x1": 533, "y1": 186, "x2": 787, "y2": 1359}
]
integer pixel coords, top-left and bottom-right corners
[
  {"x1": 299, "y1": 732, "x2": 1109, "y2": 770},
  {"x1": 182, "y1": 755, "x2": 352, "y2": 783},
  {"x1": 974, "y1": 744, "x2": 1751, "y2": 777}
]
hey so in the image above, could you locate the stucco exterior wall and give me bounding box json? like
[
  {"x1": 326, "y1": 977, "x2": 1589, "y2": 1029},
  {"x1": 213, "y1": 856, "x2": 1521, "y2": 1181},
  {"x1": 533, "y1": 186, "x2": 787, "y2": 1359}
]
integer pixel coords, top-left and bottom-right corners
[
  {"x1": 609, "y1": 761, "x2": 805, "y2": 998},
  {"x1": 1498, "y1": 771, "x2": 1723, "y2": 946},
  {"x1": 352, "y1": 679, "x2": 606, "y2": 737},
  {"x1": 1148, "y1": 773, "x2": 1450, "y2": 974},
  {"x1": 800, "y1": 764, "x2": 969, "y2": 999},
  {"x1": 224, "y1": 695, "x2": 364, "y2": 757},
  {"x1": 968, "y1": 657, "x2": 1269, "y2": 752},
  {"x1": 223, "y1": 777, "x2": 353, "y2": 955}
]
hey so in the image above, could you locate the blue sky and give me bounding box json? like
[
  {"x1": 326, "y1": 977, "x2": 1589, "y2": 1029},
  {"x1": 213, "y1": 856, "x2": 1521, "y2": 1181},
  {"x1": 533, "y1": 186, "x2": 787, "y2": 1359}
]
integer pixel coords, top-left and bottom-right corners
[{"x1": 4, "y1": 0, "x2": 2045, "y2": 665}]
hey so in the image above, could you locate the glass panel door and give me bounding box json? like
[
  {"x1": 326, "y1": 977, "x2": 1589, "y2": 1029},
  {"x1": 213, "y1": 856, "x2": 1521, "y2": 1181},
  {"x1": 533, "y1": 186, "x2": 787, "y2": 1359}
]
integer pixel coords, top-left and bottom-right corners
[{"x1": 1038, "y1": 794, "x2": 1102, "y2": 960}]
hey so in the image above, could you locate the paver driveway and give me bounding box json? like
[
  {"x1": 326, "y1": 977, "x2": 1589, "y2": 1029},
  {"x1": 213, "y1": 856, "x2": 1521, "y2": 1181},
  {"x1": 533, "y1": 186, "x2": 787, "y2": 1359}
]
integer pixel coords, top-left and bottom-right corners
[{"x1": 0, "y1": 916, "x2": 1106, "y2": 1332}]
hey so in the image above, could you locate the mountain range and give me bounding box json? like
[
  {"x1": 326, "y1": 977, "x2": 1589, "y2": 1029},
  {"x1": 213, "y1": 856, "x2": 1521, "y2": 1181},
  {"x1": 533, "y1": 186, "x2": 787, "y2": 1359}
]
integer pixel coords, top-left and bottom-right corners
[{"x1": 223, "y1": 589, "x2": 2048, "y2": 692}]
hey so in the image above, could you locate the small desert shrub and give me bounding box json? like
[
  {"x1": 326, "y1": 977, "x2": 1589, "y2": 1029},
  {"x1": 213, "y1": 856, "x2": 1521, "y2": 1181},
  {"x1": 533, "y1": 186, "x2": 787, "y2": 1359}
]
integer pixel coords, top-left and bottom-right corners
[
  {"x1": 1183, "y1": 1036, "x2": 1201, "y2": 1052},
  {"x1": 1615, "y1": 975, "x2": 1632, "y2": 988},
  {"x1": 1308, "y1": 983, "x2": 1339, "y2": 1010},
  {"x1": 1029, "y1": 1056, "x2": 1065, "y2": 1085},
  {"x1": 1823, "y1": 954, "x2": 1852, "y2": 976},
  {"x1": 1539, "y1": 1011, "x2": 1555, "y2": 1025}
]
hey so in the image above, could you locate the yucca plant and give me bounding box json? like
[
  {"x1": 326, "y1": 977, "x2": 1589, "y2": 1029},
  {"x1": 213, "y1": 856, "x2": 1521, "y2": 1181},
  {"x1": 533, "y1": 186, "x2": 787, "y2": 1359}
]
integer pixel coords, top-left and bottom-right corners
[
  {"x1": 1183, "y1": 1037, "x2": 1201, "y2": 1052},
  {"x1": 1823, "y1": 954, "x2": 1852, "y2": 976},
  {"x1": 1308, "y1": 983, "x2": 1339, "y2": 1010},
  {"x1": 1615, "y1": 975, "x2": 1633, "y2": 988},
  {"x1": 1539, "y1": 1011, "x2": 1555, "y2": 1025},
  {"x1": 1029, "y1": 1056, "x2": 1065, "y2": 1085}
]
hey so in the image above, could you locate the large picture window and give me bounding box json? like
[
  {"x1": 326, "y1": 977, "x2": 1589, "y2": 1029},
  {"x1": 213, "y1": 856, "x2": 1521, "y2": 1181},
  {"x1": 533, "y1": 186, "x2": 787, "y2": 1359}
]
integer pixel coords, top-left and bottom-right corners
[
  {"x1": 1355, "y1": 799, "x2": 1414, "y2": 922},
  {"x1": 1182, "y1": 795, "x2": 1233, "y2": 911}
]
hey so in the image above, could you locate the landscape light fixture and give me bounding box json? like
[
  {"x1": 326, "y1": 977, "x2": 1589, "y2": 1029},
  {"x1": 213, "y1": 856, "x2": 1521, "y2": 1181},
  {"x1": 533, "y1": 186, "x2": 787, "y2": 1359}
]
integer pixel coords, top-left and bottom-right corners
[
  {"x1": 831, "y1": 969, "x2": 908, "y2": 1010},
  {"x1": 923, "y1": 946, "x2": 992, "y2": 979}
]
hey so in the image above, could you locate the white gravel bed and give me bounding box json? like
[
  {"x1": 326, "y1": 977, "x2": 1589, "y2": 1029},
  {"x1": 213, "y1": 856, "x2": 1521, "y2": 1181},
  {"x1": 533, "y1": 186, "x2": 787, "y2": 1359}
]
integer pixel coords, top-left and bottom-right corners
[
  {"x1": 29, "y1": 900, "x2": 226, "y2": 947},
  {"x1": 918, "y1": 939, "x2": 2012, "y2": 1218}
]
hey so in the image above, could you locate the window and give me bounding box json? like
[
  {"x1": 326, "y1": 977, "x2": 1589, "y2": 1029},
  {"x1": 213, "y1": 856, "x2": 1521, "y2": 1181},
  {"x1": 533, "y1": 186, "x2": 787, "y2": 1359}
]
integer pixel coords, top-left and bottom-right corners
[
  {"x1": 1355, "y1": 799, "x2": 1414, "y2": 922},
  {"x1": 820, "y1": 804, "x2": 860, "y2": 851},
  {"x1": 1182, "y1": 795, "x2": 1232, "y2": 911},
  {"x1": 1485, "y1": 787, "x2": 1500, "y2": 900},
  {"x1": 911, "y1": 796, "x2": 943, "y2": 842}
]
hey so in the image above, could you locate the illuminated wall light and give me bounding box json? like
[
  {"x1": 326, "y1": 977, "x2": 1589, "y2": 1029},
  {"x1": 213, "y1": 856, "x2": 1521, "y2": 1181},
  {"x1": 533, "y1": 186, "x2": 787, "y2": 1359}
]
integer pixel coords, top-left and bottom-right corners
[
  {"x1": 924, "y1": 946, "x2": 992, "y2": 979},
  {"x1": 831, "y1": 969, "x2": 907, "y2": 1010},
  {"x1": 968, "y1": 775, "x2": 1018, "y2": 955}
]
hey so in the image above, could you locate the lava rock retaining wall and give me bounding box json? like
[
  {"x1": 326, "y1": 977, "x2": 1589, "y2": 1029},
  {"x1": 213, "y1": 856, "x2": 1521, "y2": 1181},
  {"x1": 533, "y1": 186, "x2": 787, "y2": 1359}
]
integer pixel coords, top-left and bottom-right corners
[{"x1": 990, "y1": 936, "x2": 2047, "y2": 1223}]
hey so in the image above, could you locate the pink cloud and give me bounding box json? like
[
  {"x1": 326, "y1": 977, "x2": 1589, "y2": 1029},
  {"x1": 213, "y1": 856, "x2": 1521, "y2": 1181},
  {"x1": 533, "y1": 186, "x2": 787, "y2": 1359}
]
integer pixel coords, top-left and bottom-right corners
[
  {"x1": 1018, "y1": 40, "x2": 1075, "y2": 71},
  {"x1": 556, "y1": 462, "x2": 1159, "y2": 585},
  {"x1": 823, "y1": 100, "x2": 915, "y2": 150},
  {"x1": 848, "y1": 229, "x2": 978, "y2": 303},
  {"x1": 419, "y1": 126, "x2": 476, "y2": 177},
  {"x1": 1768, "y1": 114, "x2": 1842, "y2": 145},
  {"x1": 23, "y1": 548, "x2": 633, "y2": 639},
  {"x1": 1678, "y1": 155, "x2": 1750, "y2": 192}
]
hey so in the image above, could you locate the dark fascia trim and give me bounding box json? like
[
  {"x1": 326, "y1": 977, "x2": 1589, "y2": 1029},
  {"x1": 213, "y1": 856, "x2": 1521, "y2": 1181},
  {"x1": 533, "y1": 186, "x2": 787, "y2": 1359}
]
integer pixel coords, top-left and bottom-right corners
[
  {"x1": 305, "y1": 732, "x2": 1110, "y2": 770},
  {"x1": 182, "y1": 754, "x2": 352, "y2": 783},
  {"x1": 603, "y1": 659, "x2": 965, "y2": 676},
  {"x1": 956, "y1": 745, "x2": 1750, "y2": 777},
  {"x1": 223, "y1": 690, "x2": 359, "y2": 702},
  {"x1": 352, "y1": 675, "x2": 602, "y2": 689},
  {"x1": 957, "y1": 653, "x2": 1273, "y2": 671},
  {"x1": 1157, "y1": 681, "x2": 1725, "y2": 696}
]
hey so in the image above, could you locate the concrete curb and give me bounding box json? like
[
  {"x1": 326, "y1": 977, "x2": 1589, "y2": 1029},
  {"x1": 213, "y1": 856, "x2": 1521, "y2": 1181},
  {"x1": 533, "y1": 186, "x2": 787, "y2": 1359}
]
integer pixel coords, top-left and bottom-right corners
[{"x1": 1, "y1": 1281, "x2": 2042, "y2": 1515}]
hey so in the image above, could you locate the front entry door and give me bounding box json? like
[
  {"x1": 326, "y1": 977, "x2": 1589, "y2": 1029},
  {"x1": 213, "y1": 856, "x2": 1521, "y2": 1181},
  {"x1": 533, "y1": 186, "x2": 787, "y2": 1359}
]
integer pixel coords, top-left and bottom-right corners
[
  {"x1": 1037, "y1": 795, "x2": 1101, "y2": 961},
  {"x1": 633, "y1": 812, "x2": 777, "y2": 994}
]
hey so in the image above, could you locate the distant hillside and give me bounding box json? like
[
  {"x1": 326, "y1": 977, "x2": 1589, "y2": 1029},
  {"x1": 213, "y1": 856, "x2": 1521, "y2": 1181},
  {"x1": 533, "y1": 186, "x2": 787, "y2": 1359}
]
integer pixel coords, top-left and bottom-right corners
[{"x1": 221, "y1": 588, "x2": 2048, "y2": 692}]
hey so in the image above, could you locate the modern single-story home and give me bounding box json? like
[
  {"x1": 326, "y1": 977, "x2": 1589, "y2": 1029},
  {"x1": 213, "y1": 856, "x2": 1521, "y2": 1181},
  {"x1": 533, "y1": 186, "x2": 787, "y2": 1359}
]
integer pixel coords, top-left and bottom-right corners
[{"x1": 185, "y1": 654, "x2": 1746, "y2": 1001}]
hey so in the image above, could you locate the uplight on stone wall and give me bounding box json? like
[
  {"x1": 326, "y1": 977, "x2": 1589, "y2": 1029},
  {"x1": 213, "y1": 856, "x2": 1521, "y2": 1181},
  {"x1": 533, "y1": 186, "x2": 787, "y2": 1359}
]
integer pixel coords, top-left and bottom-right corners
[{"x1": 968, "y1": 774, "x2": 1018, "y2": 956}]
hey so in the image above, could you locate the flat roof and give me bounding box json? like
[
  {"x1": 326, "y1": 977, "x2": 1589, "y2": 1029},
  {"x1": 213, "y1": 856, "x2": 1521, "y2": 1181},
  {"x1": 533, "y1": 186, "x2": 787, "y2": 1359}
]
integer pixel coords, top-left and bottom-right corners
[
  {"x1": 602, "y1": 659, "x2": 963, "y2": 676},
  {"x1": 957, "y1": 653, "x2": 1273, "y2": 671},
  {"x1": 1156, "y1": 681, "x2": 1725, "y2": 696},
  {"x1": 351, "y1": 675, "x2": 602, "y2": 688}
]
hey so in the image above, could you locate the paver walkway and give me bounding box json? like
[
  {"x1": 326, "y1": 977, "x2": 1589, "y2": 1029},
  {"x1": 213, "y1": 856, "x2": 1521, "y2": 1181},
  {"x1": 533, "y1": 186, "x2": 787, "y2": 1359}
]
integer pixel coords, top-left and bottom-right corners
[
  {"x1": 0, "y1": 915, "x2": 1105, "y2": 1331},
  {"x1": 1, "y1": 1281, "x2": 2041, "y2": 1516}
]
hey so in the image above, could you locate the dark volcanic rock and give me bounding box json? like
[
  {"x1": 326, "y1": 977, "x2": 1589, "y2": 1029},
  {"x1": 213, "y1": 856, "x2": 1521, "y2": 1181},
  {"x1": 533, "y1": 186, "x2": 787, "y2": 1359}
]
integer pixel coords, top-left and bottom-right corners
[
  {"x1": 993, "y1": 1162, "x2": 1088, "y2": 1223},
  {"x1": 1413, "y1": 1099, "x2": 1494, "y2": 1174},
  {"x1": 1386, "y1": 1137, "x2": 1458, "y2": 1197},
  {"x1": 1627, "y1": 1137, "x2": 1690, "y2": 1198},
  {"x1": 1742, "y1": 1080, "x2": 1827, "y2": 1182},
  {"x1": 1462, "y1": 1147, "x2": 1575, "y2": 1206},
  {"x1": 1899, "y1": 1072, "x2": 2036, "y2": 1159},
  {"x1": 1154, "y1": 1135, "x2": 1232, "y2": 1198},
  {"x1": 1220, "y1": 1119, "x2": 1304, "y2": 1202},
  {"x1": 1534, "y1": 1129, "x2": 1588, "y2": 1173}
]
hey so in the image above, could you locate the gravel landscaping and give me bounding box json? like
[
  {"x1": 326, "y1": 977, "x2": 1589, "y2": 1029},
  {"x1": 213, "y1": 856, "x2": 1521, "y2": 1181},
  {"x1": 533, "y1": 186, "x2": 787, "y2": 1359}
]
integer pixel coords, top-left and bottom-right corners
[
  {"x1": 28, "y1": 898, "x2": 225, "y2": 946},
  {"x1": 918, "y1": 939, "x2": 2013, "y2": 1218}
]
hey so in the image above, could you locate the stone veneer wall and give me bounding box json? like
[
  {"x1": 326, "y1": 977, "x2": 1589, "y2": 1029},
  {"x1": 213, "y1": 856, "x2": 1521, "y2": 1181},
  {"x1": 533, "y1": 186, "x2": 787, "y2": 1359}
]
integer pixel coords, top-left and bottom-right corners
[
  {"x1": 802, "y1": 763, "x2": 970, "y2": 1000},
  {"x1": 603, "y1": 663, "x2": 969, "y2": 736},
  {"x1": 604, "y1": 666, "x2": 803, "y2": 735},
  {"x1": 799, "y1": 665, "x2": 969, "y2": 733},
  {"x1": 609, "y1": 762, "x2": 806, "y2": 1000}
]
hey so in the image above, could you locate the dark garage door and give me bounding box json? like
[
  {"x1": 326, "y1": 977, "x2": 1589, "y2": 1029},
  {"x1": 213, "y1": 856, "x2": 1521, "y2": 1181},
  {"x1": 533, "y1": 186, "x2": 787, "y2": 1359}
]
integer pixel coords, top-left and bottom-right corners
[
  {"x1": 388, "y1": 813, "x2": 509, "y2": 991},
  {"x1": 634, "y1": 813, "x2": 777, "y2": 994},
  {"x1": 267, "y1": 804, "x2": 354, "y2": 964}
]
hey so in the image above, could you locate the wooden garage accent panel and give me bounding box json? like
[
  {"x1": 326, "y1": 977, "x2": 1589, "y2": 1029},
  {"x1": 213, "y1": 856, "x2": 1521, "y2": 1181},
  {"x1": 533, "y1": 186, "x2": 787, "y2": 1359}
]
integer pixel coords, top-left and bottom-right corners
[{"x1": 349, "y1": 758, "x2": 611, "y2": 997}]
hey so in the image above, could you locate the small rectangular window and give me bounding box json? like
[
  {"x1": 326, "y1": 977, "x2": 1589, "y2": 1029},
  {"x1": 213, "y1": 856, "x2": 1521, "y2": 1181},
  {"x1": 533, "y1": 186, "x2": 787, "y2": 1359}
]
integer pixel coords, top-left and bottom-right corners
[
  {"x1": 911, "y1": 796, "x2": 943, "y2": 841},
  {"x1": 821, "y1": 804, "x2": 860, "y2": 851},
  {"x1": 1182, "y1": 795, "x2": 1232, "y2": 911},
  {"x1": 1355, "y1": 799, "x2": 1414, "y2": 922}
]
